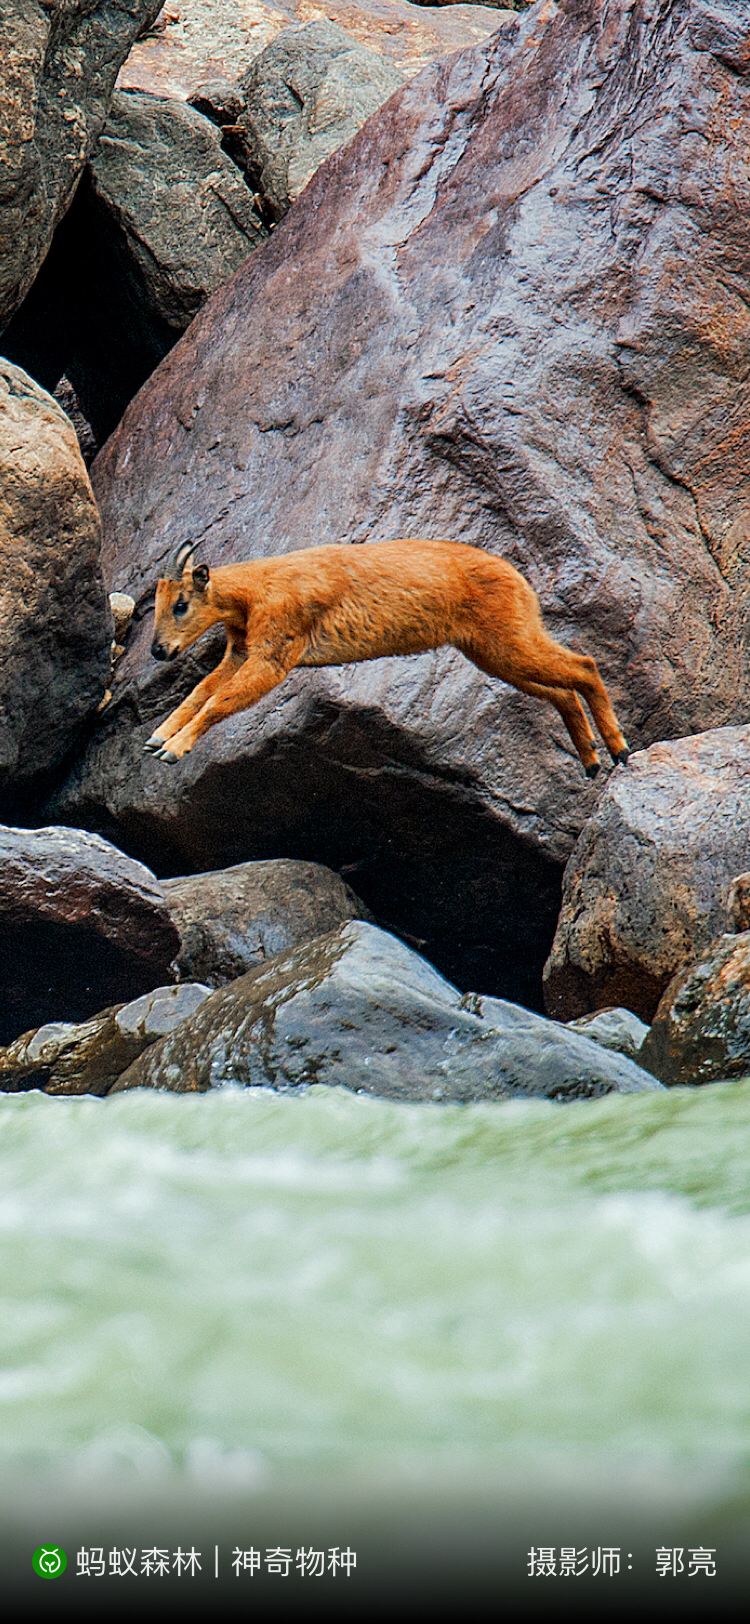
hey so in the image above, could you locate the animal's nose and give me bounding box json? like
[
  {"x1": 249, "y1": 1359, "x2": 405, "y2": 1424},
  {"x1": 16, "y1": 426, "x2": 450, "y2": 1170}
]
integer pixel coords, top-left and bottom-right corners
[{"x1": 151, "y1": 639, "x2": 168, "y2": 661}]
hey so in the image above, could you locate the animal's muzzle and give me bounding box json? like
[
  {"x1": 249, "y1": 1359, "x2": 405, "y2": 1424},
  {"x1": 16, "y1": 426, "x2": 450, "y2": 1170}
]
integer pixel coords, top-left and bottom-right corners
[{"x1": 151, "y1": 640, "x2": 177, "y2": 661}]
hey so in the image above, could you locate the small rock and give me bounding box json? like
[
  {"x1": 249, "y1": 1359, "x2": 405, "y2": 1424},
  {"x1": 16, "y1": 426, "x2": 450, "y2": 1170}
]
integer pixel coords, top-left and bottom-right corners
[
  {"x1": 727, "y1": 874, "x2": 750, "y2": 935},
  {"x1": 566, "y1": 1007, "x2": 651, "y2": 1063},
  {"x1": 109, "y1": 592, "x2": 136, "y2": 644},
  {"x1": 0, "y1": 983, "x2": 211, "y2": 1096}
]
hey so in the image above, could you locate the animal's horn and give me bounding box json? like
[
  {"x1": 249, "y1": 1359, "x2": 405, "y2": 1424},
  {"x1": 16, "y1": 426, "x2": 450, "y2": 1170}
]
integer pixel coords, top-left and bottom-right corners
[{"x1": 172, "y1": 540, "x2": 202, "y2": 578}]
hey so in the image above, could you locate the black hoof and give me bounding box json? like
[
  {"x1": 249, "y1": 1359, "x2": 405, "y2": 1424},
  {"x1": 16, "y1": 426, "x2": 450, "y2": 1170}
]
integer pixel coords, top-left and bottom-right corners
[
  {"x1": 614, "y1": 748, "x2": 630, "y2": 766},
  {"x1": 154, "y1": 746, "x2": 178, "y2": 763},
  {"x1": 143, "y1": 737, "x2": 163, "y2": 754},
  {"x1": 585, "y1": 762, "x2": 601, "y2": 779}
]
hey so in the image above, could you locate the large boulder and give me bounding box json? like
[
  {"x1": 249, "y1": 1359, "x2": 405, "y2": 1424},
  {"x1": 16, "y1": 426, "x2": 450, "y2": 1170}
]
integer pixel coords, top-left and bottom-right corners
[
  {"x1": 164, "y1": 857, "x2": 370, "y2": 986},
  {"x1": 0, "y1": 0, "x2": 161, "y2": 330},
  {"x1": 0, "y1": 825, "x2": 180, "y2": 1043},
  {"x1": 49, "y1": 0, "x2": 750, "y2": 1004},
  {"x1": 111, "y1": 921, "x2": 661, "y2": 1100},
  {"x1": 234, "y1": 23, "x2": 402, "y2": 220},
  {"x1": 117, "y1": 0, "x2": 506, "y2": 96},
  {"x1": 640, "y1": 935, "x2": 750, "y2": 1088},
  {"x1": 0, "y1": 363, "x2": 111, "y2": 793},
  {"x1": 3, "y1": 91, "x2": 267, "y2": 444},
  {"x1": 0, "y1": 982, "x2": 210, "y2": 1096},
  {"x1": 544, "y1": 728, "x2": 750, "y2": 1023}
]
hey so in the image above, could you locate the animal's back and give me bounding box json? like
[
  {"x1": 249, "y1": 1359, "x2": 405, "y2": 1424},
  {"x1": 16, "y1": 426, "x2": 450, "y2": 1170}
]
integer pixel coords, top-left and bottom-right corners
[{"x1": 261, "y1": 538, "x2": 525, "y2": 666}]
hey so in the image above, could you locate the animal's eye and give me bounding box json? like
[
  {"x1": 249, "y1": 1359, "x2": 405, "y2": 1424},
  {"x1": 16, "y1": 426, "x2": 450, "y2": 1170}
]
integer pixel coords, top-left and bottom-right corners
[{"x1": 173, "y1": 599, "x2": 189, "y2": 618}]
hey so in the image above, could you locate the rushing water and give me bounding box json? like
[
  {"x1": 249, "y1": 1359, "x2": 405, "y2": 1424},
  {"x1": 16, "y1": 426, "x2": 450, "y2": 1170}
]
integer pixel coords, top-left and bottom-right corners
[
  {"x1": 2, "y1": 1076, "x2": 750, "y2": 1536},
  {"x1": 1, "y1": 1071, "x2": 750, "y2": 1604}
]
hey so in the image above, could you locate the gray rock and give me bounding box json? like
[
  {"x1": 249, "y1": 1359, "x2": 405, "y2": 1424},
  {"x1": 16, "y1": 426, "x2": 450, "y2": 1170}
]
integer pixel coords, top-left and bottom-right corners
[
  {"x1": 640, "y1": 933, "x2": 750, "y2": 1088},
  {"x1": 164, "y1": 858, "x2": 370, "y2": 986},
  {"x1": 111, "y1": 921, "x2": 662, "y2": 1101},
  {"x1": 235, "y1": 21, "x2": 402, "y2": 219},
  {"x1": 0, "y1": 982, "x2": 211, "y2": 1096},
  {"x1": 0, "y1": 0, "x2": 161, "y2": 329},
  {"x1": 0, "y1": 364, "x2": 111, "y2": 793},
  {"x1": 544, "y1": 728, "x2": 750, "y2": 1023},
  {"x1": 0, "y1": 825, "x2": 180, "y2": 1043},
  {"x1": 566, "y1": 1007, "x2": 651, "y2": 1063},
  {"x1": 48, "y1": 1, "x2": 750, "y2": 1006},
  {"x1": 3, "y1": 89, "x2": 267, "y2": 443}
]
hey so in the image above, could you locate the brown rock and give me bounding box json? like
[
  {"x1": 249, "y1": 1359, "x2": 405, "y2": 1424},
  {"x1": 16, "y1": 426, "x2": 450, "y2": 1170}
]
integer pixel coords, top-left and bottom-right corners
[
  {"x1": 49, "y1": 0, "x2": 750, "y2": 1004},
  {"x1": 544, "y1": 728, "x2": 750, "y2": 1024},
  {"x1": 0, "y1": 363, "x2": 110, "y2": 793},
  {"x1": 0, "y1": 0, "x2": 161, "y2": 330},
  {"x1": 0, "y1": 825, "x2": 180, "y2": 1043},
  {"x1": 0, "y1": 982, "x2": 210, "y2": 1096},
  {"x1": 640, "y1": 934, "x2": 750, "y2": 1088},
  {"x1": 164, "y1": 858, "x2": 370, "y2": 986},
  {"x1": 118, "y1": 0, "x2": 506, "y2": 96},
  {"x1": 727, "y1": 875, "x2": 750, "y2": 936}
]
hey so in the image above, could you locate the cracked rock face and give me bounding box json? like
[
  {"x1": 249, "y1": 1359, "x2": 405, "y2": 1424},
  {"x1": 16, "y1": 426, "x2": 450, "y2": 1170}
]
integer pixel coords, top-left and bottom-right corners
[
  {"x1": 544, "y1": 728, "x2": 750, "y2": 1024},
  {"x1": 164, "y1": 858, "x2": 370, "y2": 987},
  {"x1": 49, "y1": 0, "x2": 750, "y2": 1004},
  {"x1": 0, "y1": 825, "x2": 180, "y2": 1043},
  {"x1": 0, "y1": 363, "x2": 111, "y2": 793},
  {"x1": 0, "y1": 0, "x2": 162, "y2": 330},
  {"x1": 111, "y1": 920, "x2": 662, "y2": 1101}
]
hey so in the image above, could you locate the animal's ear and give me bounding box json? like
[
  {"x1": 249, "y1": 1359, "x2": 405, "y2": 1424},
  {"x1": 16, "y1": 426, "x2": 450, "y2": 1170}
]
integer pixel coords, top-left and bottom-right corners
[{"x1": 192, "y1": 563, "x2": 210, "y2": 592}]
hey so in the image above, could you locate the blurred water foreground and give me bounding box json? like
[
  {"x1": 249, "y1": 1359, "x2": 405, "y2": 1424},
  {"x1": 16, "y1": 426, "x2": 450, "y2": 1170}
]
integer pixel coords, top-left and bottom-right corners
[{"x1": 2, "y1": 1079, "x2": 750, "y2": 1611}]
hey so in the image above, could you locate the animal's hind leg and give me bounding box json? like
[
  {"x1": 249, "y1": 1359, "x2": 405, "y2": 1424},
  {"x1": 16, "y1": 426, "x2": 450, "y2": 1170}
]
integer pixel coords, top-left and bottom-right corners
[
  {"x1": 528, "y1": 644, "x2": 629, "y2": 766},
  {"x1": 472, "y1": 621, "x2": 629, "y2": 766},
  {"x1": 515, "y1": 679, "x2": 603, "y2": 777},
  {"x1": 467, "y1": 642, "x2": 602, "y2": 775}
]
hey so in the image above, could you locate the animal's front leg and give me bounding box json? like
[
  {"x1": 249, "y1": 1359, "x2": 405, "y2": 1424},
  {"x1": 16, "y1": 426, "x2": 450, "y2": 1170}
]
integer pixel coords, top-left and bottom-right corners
[
  {"x1": 153, "y1": 647, "x2": 301, "y2": 763},
  {"x1": 144, "y1": 646, "x2": 244, "y2": 755}
]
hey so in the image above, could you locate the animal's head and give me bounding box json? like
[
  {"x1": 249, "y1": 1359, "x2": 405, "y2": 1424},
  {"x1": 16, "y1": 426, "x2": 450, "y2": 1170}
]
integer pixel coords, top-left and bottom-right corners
[{"x1": 151, "y1": 543, "x2": 218, "y2": 660}]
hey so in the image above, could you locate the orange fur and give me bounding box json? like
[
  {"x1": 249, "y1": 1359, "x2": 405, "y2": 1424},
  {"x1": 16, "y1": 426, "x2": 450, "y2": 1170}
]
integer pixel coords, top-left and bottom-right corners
[{"x1": 145, "y1": 539, "x2": 629, "y2": 772}]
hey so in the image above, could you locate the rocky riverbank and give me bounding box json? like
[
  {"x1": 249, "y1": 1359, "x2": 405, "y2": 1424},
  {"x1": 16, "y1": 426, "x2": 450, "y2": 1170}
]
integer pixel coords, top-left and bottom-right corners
[{"x1": 1, "y1": 0, "x2": 749, "y2": 1103}]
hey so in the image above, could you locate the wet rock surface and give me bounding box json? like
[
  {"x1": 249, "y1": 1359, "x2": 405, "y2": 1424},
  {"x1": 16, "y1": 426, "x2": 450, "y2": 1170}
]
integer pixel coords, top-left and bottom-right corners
[
  {"x1": 111, "y1": 921, "x2": 662, "y2": 1102},
  {"x1": 3, "y1": 91, "x2": 267, "y2": 444},
  {"x1": 49, "y1": 0, "x2": 750, "y2": 1005},
  {"x1": 640, "y1": 935, "x2": 750, "y2": 1089},
  {"x1": 235, "y1": 22, "x2": 402, "y2": 220},
  {"x1": 544, "y1": 728, "x2": 750, "y2": 1024},
  {"x1": 0, "y1": 826, "x2": 180, "y2": 1044},
  {"x1": 0, "y1": 364, "x2": 111, "y2": 796},
  {"x1": 0, "y1": 0, "x2": 161, "y2": 329},
  {"x1": 164, "y1": 858, "x2": 370, "y2": 986},
  {"x1": 0, "y1": 983, "x2": 210, "y2": 1097}
]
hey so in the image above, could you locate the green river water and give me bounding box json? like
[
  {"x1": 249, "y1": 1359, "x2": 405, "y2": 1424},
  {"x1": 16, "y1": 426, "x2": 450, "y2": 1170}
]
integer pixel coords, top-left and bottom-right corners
[{"x1": 2, "y1": 1078, "x2": 750, "y2": 1601}]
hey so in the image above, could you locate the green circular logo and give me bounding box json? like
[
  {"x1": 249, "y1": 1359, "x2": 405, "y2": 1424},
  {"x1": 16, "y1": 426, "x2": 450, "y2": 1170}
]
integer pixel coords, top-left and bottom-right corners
[{"x1": 32, "y1": 1545, "x2": 68, "y2": 1579}]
